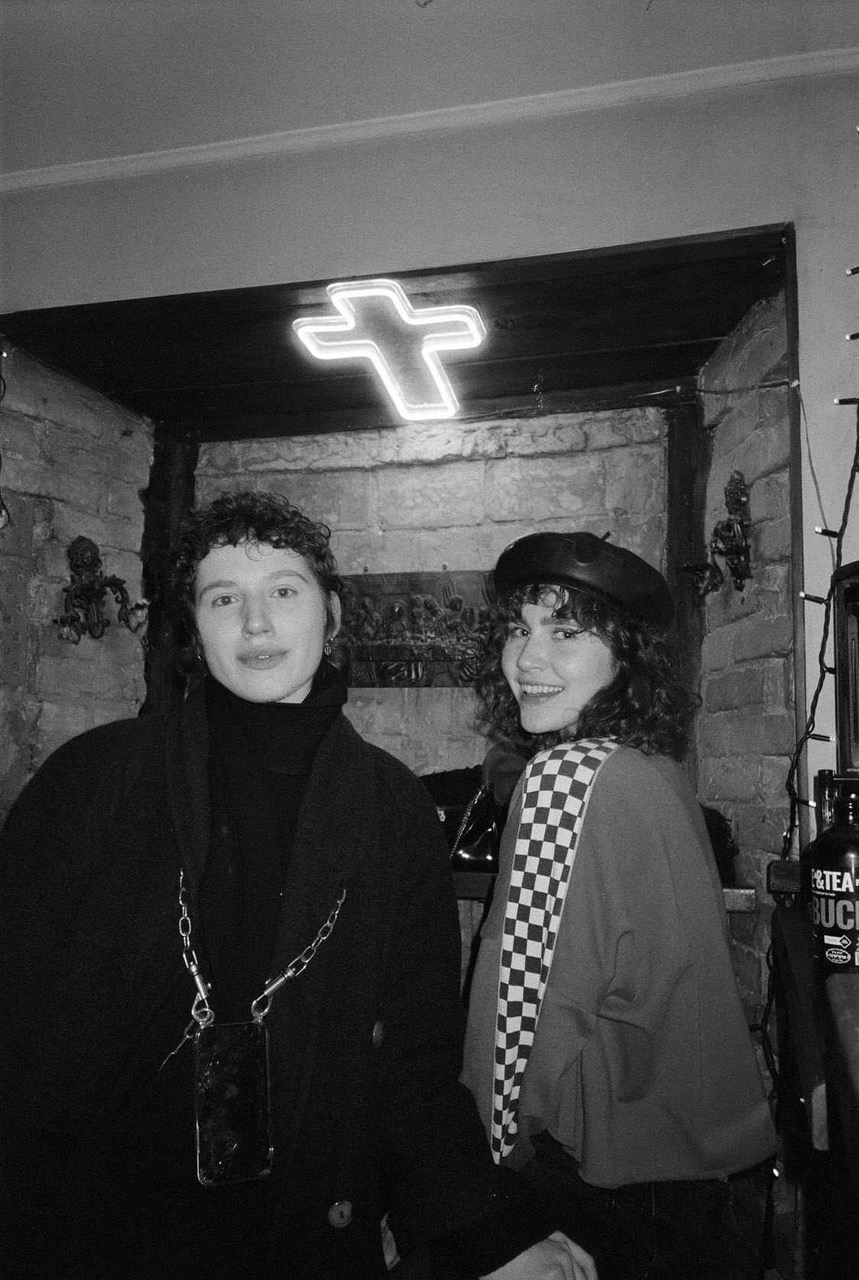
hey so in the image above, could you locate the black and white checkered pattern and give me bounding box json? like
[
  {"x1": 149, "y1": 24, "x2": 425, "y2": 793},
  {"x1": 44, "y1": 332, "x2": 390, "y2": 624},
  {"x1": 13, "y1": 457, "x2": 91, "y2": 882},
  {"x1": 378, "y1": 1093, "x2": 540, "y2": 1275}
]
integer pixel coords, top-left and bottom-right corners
[{"x1": 490, "y1": 738, "x2": 618, "y2": 1161}]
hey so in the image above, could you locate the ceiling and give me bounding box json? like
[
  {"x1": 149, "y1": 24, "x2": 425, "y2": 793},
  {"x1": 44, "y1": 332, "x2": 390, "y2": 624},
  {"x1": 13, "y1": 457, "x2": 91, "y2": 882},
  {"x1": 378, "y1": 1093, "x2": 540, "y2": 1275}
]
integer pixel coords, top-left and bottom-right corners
[{"x1": 0, "y1": 226, "x2": 788, "y2": 441}]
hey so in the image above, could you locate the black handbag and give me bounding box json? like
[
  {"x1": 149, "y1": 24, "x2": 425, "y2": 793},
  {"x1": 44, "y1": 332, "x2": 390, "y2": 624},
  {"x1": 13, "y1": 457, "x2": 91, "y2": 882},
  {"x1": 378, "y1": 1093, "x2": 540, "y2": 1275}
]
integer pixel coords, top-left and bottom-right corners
[{"x1": 449, "y1": 783, "x2": 502, "y2": 873}]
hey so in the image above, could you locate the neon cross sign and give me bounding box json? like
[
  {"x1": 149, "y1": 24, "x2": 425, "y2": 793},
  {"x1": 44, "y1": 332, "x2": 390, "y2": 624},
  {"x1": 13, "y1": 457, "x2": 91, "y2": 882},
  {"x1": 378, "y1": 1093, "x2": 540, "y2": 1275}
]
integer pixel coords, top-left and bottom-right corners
[{"x1": 292, "y1": 278, "x2": 486, "y2": 422}]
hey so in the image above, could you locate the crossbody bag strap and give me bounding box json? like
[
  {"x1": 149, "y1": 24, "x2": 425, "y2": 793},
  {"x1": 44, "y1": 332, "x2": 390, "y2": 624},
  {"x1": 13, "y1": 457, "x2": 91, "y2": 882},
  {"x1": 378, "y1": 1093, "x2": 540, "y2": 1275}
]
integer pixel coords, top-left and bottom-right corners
[{"x1": 490, "y1": 738, "x2": 619, "y2": 1162}]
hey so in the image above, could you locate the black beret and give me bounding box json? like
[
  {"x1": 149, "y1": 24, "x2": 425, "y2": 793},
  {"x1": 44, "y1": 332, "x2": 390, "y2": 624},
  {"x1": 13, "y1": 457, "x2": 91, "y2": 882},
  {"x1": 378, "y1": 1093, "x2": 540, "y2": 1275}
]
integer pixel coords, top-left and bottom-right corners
[{"x1": 492, "y1": 531, "x2": 674, "y2": 631}]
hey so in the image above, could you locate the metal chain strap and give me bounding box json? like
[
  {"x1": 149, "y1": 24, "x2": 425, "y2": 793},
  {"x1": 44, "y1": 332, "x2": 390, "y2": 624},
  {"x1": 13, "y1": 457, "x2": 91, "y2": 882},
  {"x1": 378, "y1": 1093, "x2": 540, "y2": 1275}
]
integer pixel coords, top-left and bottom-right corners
[
  {"x1": 175, "y1": 869, "x2": 346, "y2": 1025},
  {"x1": 178, "y1": 870, "x2": 214, "y2": 1027},
  {"x1": 250, "y1": 888, "x2": 346, "y2": 1022}
]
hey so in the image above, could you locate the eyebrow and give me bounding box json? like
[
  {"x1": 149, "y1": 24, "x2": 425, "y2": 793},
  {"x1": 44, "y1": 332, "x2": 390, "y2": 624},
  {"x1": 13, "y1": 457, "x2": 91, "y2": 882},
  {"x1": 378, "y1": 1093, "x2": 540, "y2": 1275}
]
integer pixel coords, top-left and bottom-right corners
[{"x1": 196, "y1": 568, "x2": 310, "y2": 600}]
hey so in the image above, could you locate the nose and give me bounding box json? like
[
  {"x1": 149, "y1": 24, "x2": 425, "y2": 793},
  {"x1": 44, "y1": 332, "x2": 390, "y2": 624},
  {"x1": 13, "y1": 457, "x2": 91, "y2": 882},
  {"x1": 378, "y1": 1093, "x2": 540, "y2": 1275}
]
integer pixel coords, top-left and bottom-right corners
[
  {"x1": 241, "y1": 596, "x2": 272, "y2": 637},
  {"x1": 516, "y1": 632, "x2": 544, "y2": 671}
]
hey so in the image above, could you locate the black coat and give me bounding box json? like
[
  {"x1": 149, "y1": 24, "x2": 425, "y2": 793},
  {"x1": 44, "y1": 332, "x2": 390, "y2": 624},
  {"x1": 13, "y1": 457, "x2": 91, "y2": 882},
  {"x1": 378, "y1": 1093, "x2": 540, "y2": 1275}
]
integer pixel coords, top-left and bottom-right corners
[{"x1": 0, "y1": 686, "x2": 546, "y2": 1279}]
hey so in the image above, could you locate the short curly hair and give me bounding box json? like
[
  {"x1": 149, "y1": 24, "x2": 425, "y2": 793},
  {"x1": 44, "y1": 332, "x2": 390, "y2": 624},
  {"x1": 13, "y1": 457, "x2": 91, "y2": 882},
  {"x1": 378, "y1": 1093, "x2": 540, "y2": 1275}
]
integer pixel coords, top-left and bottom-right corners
[
  {"x1": 168, "y1": 490, "x2": 342, "y2": 671},
  {"x1": 475, "y1": 582, "x2": 697, "y2": 761}
]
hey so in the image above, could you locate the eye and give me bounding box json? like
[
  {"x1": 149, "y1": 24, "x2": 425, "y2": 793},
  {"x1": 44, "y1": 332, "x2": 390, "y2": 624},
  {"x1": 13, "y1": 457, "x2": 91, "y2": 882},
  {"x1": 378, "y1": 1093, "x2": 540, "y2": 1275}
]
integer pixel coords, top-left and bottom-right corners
[
  {"x1": 210, "y1": 592, "x2": 237, "y2": 608},
  {"x1": 553, "y1": 626, "x2": 583, "y2": 641},
  {"x1": 505, "y1": 622, "x2": 528, "y2": 641},
  {"x1": 272, "y1": 586, "x2": 297, "y2": 599}
]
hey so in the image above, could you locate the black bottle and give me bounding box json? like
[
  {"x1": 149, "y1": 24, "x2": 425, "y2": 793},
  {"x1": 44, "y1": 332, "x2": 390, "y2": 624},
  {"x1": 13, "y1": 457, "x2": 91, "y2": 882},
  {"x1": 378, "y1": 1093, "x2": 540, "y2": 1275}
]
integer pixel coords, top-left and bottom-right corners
[{"x1": 803, "y1": 792, "x2": 859, "y2": 974}]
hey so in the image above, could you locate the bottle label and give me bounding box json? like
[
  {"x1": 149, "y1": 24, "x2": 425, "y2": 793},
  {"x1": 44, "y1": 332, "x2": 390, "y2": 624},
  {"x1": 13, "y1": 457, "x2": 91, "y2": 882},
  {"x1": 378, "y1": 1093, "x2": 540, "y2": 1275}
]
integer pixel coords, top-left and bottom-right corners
[{"x1": 811, "y1": 871, "x2": 859, "y2": 968}]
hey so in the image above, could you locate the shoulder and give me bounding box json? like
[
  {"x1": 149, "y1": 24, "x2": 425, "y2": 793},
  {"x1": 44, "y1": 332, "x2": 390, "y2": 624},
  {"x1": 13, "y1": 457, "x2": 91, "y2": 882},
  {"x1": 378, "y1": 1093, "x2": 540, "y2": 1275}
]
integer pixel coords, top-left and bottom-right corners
[
  {"x1": 44, "y1": 712, "x2": 164, "y2": 770},
  {"x1": 338, "y1": 715, "x2": 437, "y2": 810},
  {"x1": 583, "y1": 746, "x2": 702, "y2": 834},
  {"x1": 13, "y1": 713, "x2": 167, "y2": 809}
]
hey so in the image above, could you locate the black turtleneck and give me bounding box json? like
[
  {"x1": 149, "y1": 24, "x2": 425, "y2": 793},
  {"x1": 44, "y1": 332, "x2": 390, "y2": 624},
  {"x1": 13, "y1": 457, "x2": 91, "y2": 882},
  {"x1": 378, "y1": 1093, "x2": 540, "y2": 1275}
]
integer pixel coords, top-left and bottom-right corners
[{"x1": 198, "y1": 661, "x2": 348, "y2": 1020}]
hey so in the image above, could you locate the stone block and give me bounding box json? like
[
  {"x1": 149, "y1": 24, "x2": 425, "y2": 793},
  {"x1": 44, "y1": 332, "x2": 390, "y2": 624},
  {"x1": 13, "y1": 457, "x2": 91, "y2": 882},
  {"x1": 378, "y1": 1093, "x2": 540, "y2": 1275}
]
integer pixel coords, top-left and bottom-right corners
[
  {"x1": 2, "y1": 346, "x2": 143, "y2": 441},
  {"x1": 0, "y1": 493, "x2": 34, "y2": 559},
  {"x1": 734, "y1": 801, "x2": 791, "y2": 858},
  {"x1": 699, "y1": 755, "x2": 760, "y2": 802},
  {"x1": 377, "y1": 463, "x2": 484, "y2": 529},
  {"x1": 270, "y1": 470, "x2": 372, "y2": 531},
  {"x1": 583, "y1": 407, "x2": 665, "y2": 451},
  {"x1": 106, "y1": 477, "x2": 145, "y2": 524},
  {"x1": 732, "y1": 613, "x2": 793, "y2": 661},
  {"x1": 754, "y1": 515, "x2": 792, "y2": 563},
  {"x1": 502, "y1": 416, "x2": 587, "y2": 457},
  {"x1": 762, "y1": 658, "x2": 792, "y2": 712},
  {"x1": 700, "y1": 627, "x2": 736, "y2": 671},
  {"x1": 709, "y1": 403, "x2": 763, "y2": 462},
  {"x1": 750, "y1": 471, "x2": 790, "y2": 524},
  {"x1": 698, "y1": 711, "x2": 797, "y2": 759},
  {"x1": 34, "y1": 699, "x2": 92, "y2": 766},
  {"x1": 699, "y1": 293, "x2": 787, "y2": 394},
  {"x1": 731, "y1": 421, "x2": 791, "y2": 485},
  {"x1": 485, "y1": 453, "x2": 605, "y2": 522},
  {"x1": 604, "y1": 444, "x2": 666, "y2": 517},
  {"x1": 704, "y1": 666, "x2": 764, "y2": 713}
]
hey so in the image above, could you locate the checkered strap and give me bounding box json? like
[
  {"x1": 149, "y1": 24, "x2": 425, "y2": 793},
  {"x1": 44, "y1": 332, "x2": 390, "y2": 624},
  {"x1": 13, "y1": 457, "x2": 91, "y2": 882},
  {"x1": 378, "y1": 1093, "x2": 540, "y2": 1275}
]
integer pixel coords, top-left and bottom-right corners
[{"x1": 490, "y1": 738, "x2": 619, "y2": 1161}]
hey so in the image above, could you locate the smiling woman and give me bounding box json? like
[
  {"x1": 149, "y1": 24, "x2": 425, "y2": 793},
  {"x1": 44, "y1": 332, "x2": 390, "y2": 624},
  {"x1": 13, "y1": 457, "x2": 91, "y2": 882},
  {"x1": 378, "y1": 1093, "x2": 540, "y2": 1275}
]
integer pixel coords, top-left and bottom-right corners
[{"x1": 462, "y1": 529, "x2": 777, "y2": 1280}]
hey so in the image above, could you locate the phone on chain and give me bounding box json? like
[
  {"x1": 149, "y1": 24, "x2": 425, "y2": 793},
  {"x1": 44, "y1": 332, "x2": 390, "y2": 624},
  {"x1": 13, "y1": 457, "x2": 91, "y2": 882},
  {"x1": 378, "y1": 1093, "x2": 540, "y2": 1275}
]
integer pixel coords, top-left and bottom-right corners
[{"x1": 194, "y1": 1020, "x2": 274, "y2": 1186}]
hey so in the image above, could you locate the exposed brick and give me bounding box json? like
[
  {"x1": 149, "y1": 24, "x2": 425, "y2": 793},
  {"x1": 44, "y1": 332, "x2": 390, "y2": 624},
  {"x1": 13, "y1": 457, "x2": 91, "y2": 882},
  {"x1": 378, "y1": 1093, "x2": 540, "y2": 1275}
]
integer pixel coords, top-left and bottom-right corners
[
  {"x1": 732, "y1": 614, "x2": 793, "y2": 661},
  {"x1": 698, "y1": 711, "x2": 797, "y2": 758},
  {"x1": 704, "y1": 666, "x2": 764, "y2": 713},
  {"x1": 700, "y1": 627, "x2": 736, "y2": 670},
  {"x1": 699, "y1": 756, "x2": 761, "y2": 802},
  {"x1": 762, "y1": 658, "x2": 792, "y2": 712}
]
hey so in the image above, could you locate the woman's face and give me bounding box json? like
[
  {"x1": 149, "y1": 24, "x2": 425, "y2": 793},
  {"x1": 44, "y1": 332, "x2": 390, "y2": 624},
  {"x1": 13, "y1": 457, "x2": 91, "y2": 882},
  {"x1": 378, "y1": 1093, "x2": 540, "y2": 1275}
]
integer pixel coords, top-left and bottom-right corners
[
  {"x1": 194, "y1": 540, "x2": 340, "y2": 704},
  {"x1": 501, "y1": 594, "x2": 616, "y2": 736}
]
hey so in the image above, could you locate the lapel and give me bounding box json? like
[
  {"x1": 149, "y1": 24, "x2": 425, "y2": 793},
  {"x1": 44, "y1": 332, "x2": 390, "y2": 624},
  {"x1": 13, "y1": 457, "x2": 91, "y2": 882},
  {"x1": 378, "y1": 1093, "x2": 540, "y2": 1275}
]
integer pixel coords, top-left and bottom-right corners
[
  {"x1": 266, "y1": 714, "x2": 382, "y2": 1157},
  {"x1": 164, "y1": 682, "x2": 211, "y2": 908}
]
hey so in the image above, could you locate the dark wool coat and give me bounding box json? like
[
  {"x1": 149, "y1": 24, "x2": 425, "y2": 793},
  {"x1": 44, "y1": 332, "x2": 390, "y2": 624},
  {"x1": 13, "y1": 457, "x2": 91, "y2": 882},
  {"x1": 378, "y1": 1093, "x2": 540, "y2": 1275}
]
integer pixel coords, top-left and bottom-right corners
[{"x1": 0, "y1": 686, "x2": 546, "y2": 1279}]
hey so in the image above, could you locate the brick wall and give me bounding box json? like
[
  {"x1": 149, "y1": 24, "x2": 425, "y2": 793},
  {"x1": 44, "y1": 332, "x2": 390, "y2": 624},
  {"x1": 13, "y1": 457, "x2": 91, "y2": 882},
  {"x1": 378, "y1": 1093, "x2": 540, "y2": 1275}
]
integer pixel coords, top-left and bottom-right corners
[
  {"x1": 0, "y1": 343, "x2": 153, "y2": 825},
  {"x1": 695, "y1": 292, "x2": 793, "y2": 1017},
  {"x1": 197, "y1": 406, "x2": 669, "y2": 776}
]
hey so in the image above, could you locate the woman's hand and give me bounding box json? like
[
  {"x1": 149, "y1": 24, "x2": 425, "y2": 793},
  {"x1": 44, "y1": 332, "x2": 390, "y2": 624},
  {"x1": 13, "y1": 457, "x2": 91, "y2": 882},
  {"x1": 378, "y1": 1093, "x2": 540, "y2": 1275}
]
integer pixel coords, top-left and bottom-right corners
[{"x1": 482, "y1": 1231, "x2": 598, "y2": 1280}]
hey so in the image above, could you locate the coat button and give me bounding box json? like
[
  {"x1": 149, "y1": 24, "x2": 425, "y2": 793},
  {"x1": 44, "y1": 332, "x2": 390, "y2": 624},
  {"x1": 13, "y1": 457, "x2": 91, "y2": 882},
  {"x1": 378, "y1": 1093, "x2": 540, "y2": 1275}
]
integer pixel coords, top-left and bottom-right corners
[
  {"x1": 327, "y1": 1200, "x2": 353, "y2": 1229},
  {"x1": 371, "y1": 1020, "x2": 385, "y2": 1048}
]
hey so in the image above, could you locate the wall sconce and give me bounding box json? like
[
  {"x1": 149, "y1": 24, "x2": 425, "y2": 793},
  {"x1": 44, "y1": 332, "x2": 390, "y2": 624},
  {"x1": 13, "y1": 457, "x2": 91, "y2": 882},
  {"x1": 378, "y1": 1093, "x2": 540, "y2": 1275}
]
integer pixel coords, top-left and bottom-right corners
[
  {"x1": 683, "y1": 469, "x2": 753, "y2": 596},
  {"x1": 55, "y1": 536, "x2": 148, "y2": 643}
]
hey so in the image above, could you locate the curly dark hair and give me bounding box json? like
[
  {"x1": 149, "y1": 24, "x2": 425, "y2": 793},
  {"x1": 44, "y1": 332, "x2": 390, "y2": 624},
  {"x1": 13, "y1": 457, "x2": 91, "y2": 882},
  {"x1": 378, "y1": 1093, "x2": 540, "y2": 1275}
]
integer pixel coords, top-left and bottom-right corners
[
  {"x1": 168, "y1": 490, "x2": 342, "y2": 672},
  {"x1": 475, "y1": 582, "x2": 697, "y2": 761}
]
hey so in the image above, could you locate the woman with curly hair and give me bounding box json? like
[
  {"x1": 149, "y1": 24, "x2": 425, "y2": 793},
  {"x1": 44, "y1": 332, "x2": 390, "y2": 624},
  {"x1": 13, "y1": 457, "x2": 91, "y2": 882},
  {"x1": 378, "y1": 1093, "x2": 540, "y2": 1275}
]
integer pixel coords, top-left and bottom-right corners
[{"x1": 461, "y1": 530, "x2": 776, "y2": 1280}]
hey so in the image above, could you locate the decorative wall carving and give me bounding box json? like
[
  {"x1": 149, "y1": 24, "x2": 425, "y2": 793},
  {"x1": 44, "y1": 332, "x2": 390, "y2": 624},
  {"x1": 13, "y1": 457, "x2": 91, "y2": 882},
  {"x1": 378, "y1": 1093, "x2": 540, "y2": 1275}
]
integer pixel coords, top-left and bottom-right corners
[{"x1": 338, "y1": 569, "x2": 492, "y2": 687}]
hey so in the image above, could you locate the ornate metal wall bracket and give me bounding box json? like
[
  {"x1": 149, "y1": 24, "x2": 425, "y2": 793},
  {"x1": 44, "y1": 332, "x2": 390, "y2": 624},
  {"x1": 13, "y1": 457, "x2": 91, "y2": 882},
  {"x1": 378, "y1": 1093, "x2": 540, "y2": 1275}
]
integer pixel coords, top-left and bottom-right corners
[
  {"x1": 682, "y1": 470, "x2": 752, "y2": 596},
  {"x1": 54, "y1": 535, "x2": 148, "y2": 643}
]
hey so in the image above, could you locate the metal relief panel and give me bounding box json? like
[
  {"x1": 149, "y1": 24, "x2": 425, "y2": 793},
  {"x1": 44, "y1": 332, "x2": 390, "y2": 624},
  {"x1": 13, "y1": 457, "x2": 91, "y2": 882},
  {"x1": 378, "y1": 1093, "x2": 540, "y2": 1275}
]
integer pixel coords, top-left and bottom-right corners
[{"x1": 339, "y1": 569, "x2": 492, "y2": 688}]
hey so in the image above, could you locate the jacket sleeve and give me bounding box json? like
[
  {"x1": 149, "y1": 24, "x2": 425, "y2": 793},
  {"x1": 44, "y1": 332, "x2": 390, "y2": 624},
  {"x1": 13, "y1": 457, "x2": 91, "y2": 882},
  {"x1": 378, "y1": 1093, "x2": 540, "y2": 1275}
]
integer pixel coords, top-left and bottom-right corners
[{"x1": 372, "y1": 765, "x2": 556, "y2": 1275}]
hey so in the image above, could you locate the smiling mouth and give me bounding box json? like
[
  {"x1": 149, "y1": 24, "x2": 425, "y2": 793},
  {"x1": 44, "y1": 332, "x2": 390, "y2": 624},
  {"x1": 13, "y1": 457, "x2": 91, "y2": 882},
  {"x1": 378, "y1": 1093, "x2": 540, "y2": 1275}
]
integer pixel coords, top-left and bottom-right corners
[{"x1": 518, "y1": 683, "x2": 564, "y2": 698}]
